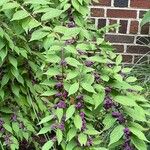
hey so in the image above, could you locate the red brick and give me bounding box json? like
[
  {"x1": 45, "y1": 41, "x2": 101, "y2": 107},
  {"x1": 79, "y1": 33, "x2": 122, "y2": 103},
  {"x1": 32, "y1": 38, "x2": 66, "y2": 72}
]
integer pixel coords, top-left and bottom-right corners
[
  {"x1": 92, "y1": 0, "x2": 111, "y2": 6},
  {"x1": 122, "y1": 55, "x2": 133, "y2": 63},
  {"x1": 126, "y1": 45, "x2": 150, "y2": 54},
  {"x1": 91, "y1": 8, "x2": 104, "y2": 17},
  {"x1": 119, "y1": 20, "x2": 128, "y2": 34},
  {"x1": 113, "y1": 45, "x2": 124, "y2": 53},
  {"x1": 130, "y1": 21, "x2": 139, "y2": 34},
  {"x1": 105, "y1": 34, "x2": 134, "y2": 43},
  {"x1": 107, "y1": 9, "x2": 137, "y2": 18},
  {"x1": 131, "y1": 0, "x2": 150, "y2": 9},
  {"x1": 98, "y1": 19, "x2": 106, "y2": 28}
]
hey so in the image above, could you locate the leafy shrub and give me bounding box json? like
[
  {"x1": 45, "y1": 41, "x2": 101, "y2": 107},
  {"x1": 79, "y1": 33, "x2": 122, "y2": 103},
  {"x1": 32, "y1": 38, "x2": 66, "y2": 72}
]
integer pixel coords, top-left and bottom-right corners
[{"x1": 0, "y1": 0, "x2": 149, "y2": 150}]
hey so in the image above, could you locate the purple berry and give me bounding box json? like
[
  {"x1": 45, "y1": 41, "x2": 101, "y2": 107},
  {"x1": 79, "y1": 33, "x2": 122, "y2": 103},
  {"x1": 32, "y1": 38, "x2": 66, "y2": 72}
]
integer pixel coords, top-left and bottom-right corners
[
  {"x1": 94, "y1": 72, "x2": 100, "y2": 82},
  {"x1": 3, "y1": 134, "x2": 12, "y2": 145},
  {"x1": 80, "y1": 112, "x2": 85, "y2": 119},
  {"x1": 60, "y1": 60, "x2": 67, "y2": 67},
  {"x1": 85, "y1": 61, "x2": 94, "y2": 67},
  {"x1": 65, "y1": 38, "x2": 76, "y2": 45},
  {"x1": 51, "y1": 124, "x2": 57, "y2": 130},
  {"x1": 105, "y1": 86, "x2": 112, "y2": 93},
  {"x1": 57, "y1": 100, "x2": 66, "y2": 109},
  {"x1": 58, "y1": 122, "x2": 65, "y2": 131},
  {"x1": 123, "y1": 142, "x2": 133, "y2": 150},
  {"x1": 117, "y1": 115, "x2": 125, "y2": 124},
  {"x1": 11, "y1": 114, "x2": 17, "y2": 122},
  {"x1": 86, "y1": 136, "x2": 93, "y2": 146},
  {"x1": 68, "y1": 21, "x2": 76, "y2": 28},
  {"x1": 55, "y1": 82, "x2": 63, "y2": 90},
  {"x1": 56, "y1": 75, "x2": 63, "y2": 81},
  {"x1": 77, "y1": 49, "x2": 86, "y2": 55},
  {"x1": 112, "y1": 112, "x2": 120, "y2": 118},
  {"x1": 104, "y1": 97, "x2": 113, "y2": 110},
  {"x1": 81, "y1": 119, "x2": 86, "y2": 130},
  {"x1": 62, "y1": 91, "x2": 68, "y2": 99},
  {"x1": 76, "y1": 95, "x2": 83, "y2": 101},
  {"x1": 112, "y1": 112, "x2": 126, "y2": 124},
  {"x1": 55, "y1": 92, "x2": 62, "y2": 98},
  {"x1": 76, "y1": 102, "x2": 83, "y2": 109}
]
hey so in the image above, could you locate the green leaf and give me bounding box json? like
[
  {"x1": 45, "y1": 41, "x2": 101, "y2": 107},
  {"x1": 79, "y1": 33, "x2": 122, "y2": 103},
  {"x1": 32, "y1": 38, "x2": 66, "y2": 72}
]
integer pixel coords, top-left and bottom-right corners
[
  {"x1": 63, "y1": 28, "x2": 80, "y2": 38},
  {"x1": 125, "y1": 107, "x2": 146, "y2": 122},
  {"x1": 0, "y1": 90, "x2": 4, "y2": 100},
  {"x1": 68, "y1": 83, "x2": 79, "y2": 96},
  {"x1": 78, "y1": 133, "x2": 87, "y2": 146},
  {"x1": 24, "y1": 0, "x2": 51, "y2": 5},
  {"x1": 93, "y1": 91, "x2": 105, "y2": 109},
  {"x1": 3, "y1": 124, "x2": 13, "y2": 133},
  {"x1": 114, "y1": 74, "x2": 123, "y2": 82},
  {"x1": 8, "y1": 56, "x2": 18, "y2": 69},
  {"x1": 122, "y1": 68, "x2": 132, "y2": 73},
  {"x1": 109, "y1": 125, "x2": 124, "y2": 146},
  {"x1": 81, "y1": 82, "x2": 96, "y2": 93},
  {"x1": 56, "y1": 108, "x2": 63, "y2": 123},
  {"x1": 141, "y1": 10, "x2": 150, "y2": 26},
  {"x1": 132, "y1": 136, "x2": 147, "y2": 150},
  {"x1": 41, "y1": 90, "x2": 57, "y2": 96},
  {"x1": 44, "y1": 68, "x2": 60, "y2": 77},
  {"x1": 114, "y1": 95, "x2": 137, "y2": 106},
  {"x1": 74, "y1": 114, "x2": 82, "y2": 130},
  {"x1": 67, "y1": 128, "x2": 77, "y2": 141},
  {"x1": 42, "y1": 141, "x2": 53, "y2": 150},
  {"x1": 38, "y1": 126, "x2": 50, "y2": 135},
  {"x1": 2, "y1": 2, "x2": 19, "y2": 10},
  {"x1": 1, "y1": 74, "x2": 9, "y2": 88},
  {"x1": 66, "y1": 71, "x2": 79, "y2": 80},
  {"x1": 0, "y1": 48, "x2": 7, "y2": 62},
  {"x1": 97, "y1": 38, "x2": 104, "y2": 45},
  {"x1": 66, "y1": 57, "x2": 81, "y2": 68},
  {"x1": 30, "y1": 30, "x2": 49, "y2": 41},
  {"x1": 12, "y1": 122, "x2": 19, "y2": 134},
  {"x1": 71, "y1": 0, "x2": 80, "y2": 13},
  {"x1": 126, "y1": 76, "x2": 137, "y2": 83},
  {"x1": 65, "y1": 45, "x2": 78, "y2": 54},
  {"x1": 38, "y1": 115, "x2": 54, "y2": 125},
  {"x1": 66, "y1": 140, "x2": 77, "y2": 150},
  {"x1": 129, "y1": 127, "x2": 149, "y2": 142},
  {"x1": 41, "y1": 8, "x2": 63, "y2": 21},
  {"x1": 116, "y1": 55, "x2": 122, "y2": 65},
  {"x1": 56, "y1": 129, "x2": 63, "y2": 145},
  {"x1": 66, "y1": 105, "x2": 75, "y2": 121},
  {"x1": 84, "y1": 128, "x2": 100, "y2": 135},
  {"x1": 12, "y1": 84, "x2": 20, "y2": 97},
  {"x1": 12, "y1": 10, "x2": 29, "y2": 20}
]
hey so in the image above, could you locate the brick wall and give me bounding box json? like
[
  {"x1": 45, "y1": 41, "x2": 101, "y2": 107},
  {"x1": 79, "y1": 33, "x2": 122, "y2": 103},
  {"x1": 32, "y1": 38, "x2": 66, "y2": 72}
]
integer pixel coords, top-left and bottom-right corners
[{"x1": 90, "y1": 0, "x2": 150, "y2": 64}]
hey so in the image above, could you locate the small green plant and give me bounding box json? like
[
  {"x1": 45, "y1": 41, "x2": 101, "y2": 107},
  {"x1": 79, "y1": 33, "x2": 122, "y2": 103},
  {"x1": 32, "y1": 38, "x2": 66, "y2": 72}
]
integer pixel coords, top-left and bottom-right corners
[{"x1": 0, "y1": 0, "x2": 149, "y2": 150}]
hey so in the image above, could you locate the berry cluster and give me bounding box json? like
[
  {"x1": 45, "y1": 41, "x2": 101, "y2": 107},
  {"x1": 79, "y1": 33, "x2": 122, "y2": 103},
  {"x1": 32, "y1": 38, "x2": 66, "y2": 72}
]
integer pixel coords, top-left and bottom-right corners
[
  {"x1": 123, "y1": 128, "x2": 133, "y2": 150},
  {"x1": 104, "y1": 97, "x2": 113, "y2": 110},
  {"x1": 76, "y1": 95, "x2": 84, "y2": 109},
  {"x1": 103, "y1": 87, "x2": 134, "y2": 149},
  {"x1": 80, "y1": 112, "x2": 86, "y2": 131},
  {"x1": 86, "y1": 136, "x2": 93, "y2": 147},
  {"x1": 112, "y1": 112, "x2": 125, "y2": 124}
]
